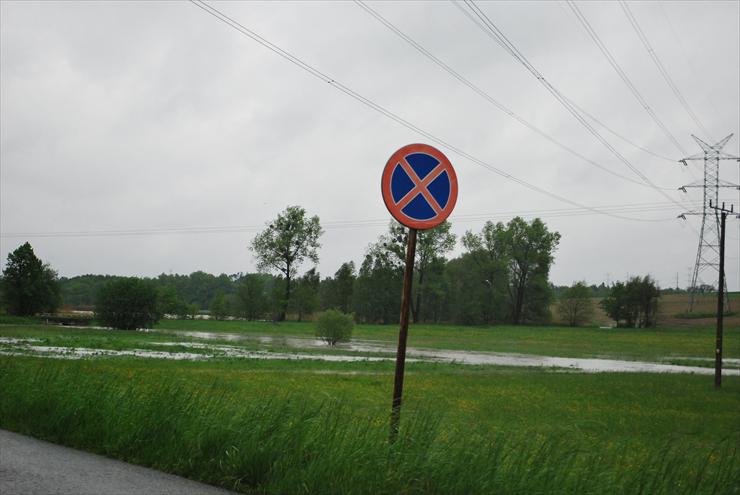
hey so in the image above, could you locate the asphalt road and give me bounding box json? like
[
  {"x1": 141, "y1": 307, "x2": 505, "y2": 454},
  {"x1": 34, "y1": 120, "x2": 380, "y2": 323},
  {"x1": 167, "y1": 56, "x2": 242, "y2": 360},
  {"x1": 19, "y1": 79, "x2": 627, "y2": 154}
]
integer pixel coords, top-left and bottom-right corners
[{"x1": 0, "y1": 429, "x2": 238, "y2": 495}]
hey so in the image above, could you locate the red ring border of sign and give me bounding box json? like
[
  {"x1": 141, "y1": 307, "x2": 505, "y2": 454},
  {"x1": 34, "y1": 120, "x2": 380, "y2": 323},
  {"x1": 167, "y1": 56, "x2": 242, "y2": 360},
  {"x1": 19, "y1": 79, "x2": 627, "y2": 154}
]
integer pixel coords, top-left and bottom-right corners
[{"x1": 381, "y1": 143, "x2": 458, "y2": 230}]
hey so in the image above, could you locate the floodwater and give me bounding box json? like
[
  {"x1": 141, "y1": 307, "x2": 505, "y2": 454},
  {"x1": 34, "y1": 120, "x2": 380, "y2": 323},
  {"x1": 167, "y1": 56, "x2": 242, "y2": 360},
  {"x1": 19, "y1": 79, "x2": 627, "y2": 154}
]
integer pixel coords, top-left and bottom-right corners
[
  {"x1": 405, "y1": 348, "x2": 740, "y2": 375},
  {"x1": 1, "y1": 335, "x2": 737, "y2": 375},
  {"x1": 0, "y1": 337, "x2": 402, "y2": 364},
  {"x1": 671, "y1": 356, "x2": 740, "y2": 365},
  {"x1": 160, "y1": 330, "x2": 393, "y2": 353},
  {"x1": 0, "y1": 337, "x2": 42, "y2": 344},
  {"x1": 155, "y1": 330, "x2": 740, "y2": 375}
]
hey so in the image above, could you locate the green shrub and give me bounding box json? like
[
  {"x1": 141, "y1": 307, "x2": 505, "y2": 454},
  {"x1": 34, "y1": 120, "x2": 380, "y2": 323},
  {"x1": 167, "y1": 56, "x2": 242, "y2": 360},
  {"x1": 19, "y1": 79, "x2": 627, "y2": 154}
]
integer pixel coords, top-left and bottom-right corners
[
  {"x1": 95, "y1": 277, "x2": 161, "y2": 330},
  {"x1": 314, "y1": 309, "x2": 353, "y2": 346}
]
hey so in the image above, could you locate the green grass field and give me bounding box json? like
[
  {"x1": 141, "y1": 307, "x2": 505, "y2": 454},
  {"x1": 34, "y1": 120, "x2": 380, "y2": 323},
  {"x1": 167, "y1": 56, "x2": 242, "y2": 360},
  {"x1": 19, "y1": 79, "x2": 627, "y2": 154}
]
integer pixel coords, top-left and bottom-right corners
[{"x1": 1, "y1": 321, "x2": 739, "y2": 493}]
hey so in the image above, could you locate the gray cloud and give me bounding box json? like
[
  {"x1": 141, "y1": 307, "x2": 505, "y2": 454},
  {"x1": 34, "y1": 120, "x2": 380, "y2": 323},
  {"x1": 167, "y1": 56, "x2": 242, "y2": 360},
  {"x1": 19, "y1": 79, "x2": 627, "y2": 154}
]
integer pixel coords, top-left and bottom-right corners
[{"x1": 1, "y1": 0, "x2": 738, "y2": 290}]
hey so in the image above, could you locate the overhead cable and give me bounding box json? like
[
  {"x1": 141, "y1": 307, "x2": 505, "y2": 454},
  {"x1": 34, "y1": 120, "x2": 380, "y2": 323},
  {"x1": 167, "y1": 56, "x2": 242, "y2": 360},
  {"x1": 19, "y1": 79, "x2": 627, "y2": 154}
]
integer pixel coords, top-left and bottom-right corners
[
  {"x1": 563, "y1": 97, "x2": 676, "y2": 162},
  {"x1": 619, "y1": 0, "x2": 713, "y2": 141},
  {"x1": 458, "y1": 0, "x2": 689, "y2": 210},
  {"x1": 188, "y1": 0, "x2": 681, "y2": 222},
  {"x1": 566, "y1": 0, "x2": 687, "y2": 155},
  {"x1": 0, "y1": 201, "x2": 704, "y2": 239},
  {"x1": 355, "y1": 0, "x2": 675, "y2": 190}
]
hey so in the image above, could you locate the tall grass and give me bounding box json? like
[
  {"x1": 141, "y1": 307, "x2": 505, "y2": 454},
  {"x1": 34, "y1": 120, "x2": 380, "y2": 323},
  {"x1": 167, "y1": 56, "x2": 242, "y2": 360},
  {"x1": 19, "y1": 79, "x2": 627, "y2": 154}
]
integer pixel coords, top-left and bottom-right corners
[{"x1": 1, "y1": 358, "x2": 737, "y2": 494}]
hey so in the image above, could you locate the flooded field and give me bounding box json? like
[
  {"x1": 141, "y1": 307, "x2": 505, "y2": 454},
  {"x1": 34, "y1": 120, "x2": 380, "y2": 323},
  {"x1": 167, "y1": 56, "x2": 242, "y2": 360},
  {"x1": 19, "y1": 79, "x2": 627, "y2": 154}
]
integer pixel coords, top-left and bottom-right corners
[{"x1": 2, "y1": 334, "x2": 737, "y2": 375}]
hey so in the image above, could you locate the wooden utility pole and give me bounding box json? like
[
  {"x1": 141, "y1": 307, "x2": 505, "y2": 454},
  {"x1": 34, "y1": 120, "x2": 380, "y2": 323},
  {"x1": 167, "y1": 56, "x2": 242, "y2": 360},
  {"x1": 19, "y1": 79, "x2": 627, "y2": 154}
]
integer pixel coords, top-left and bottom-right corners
[
  {"x1": 709, "y1": 201, "x2": 734, "y2": 388},
  {"x1": 390, "y1": 228, "x2": 417, "y2": 442}
]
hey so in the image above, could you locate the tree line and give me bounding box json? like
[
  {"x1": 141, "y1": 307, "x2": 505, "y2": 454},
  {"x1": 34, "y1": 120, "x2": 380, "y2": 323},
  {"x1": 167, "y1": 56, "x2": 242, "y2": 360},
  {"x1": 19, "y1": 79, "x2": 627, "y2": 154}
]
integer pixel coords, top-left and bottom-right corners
[{"x1": 1, "y1": 206, "x2": 662, "y2": 327}]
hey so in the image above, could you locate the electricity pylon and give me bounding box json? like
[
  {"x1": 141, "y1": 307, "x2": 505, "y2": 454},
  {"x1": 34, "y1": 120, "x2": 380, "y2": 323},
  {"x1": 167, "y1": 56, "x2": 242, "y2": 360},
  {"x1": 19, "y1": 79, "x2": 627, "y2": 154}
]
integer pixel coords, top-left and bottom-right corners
[{"x1": 679, "y1": 134, "x2": 739, "y2": 311}]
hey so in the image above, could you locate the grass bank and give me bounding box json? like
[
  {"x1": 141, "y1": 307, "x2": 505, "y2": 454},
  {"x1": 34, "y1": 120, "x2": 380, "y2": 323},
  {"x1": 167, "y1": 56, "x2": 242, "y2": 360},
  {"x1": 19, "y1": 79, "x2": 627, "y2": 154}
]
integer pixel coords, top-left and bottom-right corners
[{"x1": 1, "y1": 357, "x2": 738, "y2": 494}]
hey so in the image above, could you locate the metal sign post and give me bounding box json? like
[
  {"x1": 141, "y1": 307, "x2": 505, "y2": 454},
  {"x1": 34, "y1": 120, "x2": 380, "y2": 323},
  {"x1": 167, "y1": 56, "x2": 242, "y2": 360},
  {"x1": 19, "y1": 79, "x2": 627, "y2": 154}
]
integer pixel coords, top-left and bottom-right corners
[
  {"x1": 390, "y1": 227, "x2": 417, "y2": 441},
  {"x1": 381, "y1": 143, "x2": 458, "y2": 442}
]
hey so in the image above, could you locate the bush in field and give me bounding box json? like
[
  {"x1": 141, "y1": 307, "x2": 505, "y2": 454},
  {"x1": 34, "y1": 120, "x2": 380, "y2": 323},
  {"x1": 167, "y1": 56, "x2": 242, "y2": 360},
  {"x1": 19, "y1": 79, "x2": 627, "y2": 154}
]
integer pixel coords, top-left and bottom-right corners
[
  {"x1": 315, "y1": 309, "x2": 353, "y2": 346},
  {"x1": 95, "y1": 277, "x2": 161, "y2": 330},
  {"x1": 600, "y1": 276, "x2": 660, "y2": 328}
]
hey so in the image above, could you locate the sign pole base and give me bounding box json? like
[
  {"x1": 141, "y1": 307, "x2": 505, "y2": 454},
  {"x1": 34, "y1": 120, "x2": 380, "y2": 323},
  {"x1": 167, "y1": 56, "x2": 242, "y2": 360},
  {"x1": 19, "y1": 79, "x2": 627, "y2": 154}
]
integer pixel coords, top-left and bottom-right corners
[{"x1": 390, "y1": 227, "x2": 417, "y2": 443}]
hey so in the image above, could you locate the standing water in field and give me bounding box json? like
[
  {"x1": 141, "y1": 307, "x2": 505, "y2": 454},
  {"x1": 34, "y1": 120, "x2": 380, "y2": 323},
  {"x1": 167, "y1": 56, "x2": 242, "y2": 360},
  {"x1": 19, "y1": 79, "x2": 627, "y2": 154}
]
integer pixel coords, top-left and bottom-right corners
[{"x1": 1, "y1": 336, "x2": 737, "y2": 375}]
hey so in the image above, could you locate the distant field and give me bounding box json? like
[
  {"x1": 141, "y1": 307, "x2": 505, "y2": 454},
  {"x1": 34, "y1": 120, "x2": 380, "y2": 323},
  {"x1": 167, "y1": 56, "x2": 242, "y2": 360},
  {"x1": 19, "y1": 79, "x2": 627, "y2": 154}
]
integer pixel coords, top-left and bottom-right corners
[
  {"x1": 554, "y1": 292, "x2": 740, "y2": 328},
  {"x1": 656, "y1": 292, "x2": 740, "y2": 327}
]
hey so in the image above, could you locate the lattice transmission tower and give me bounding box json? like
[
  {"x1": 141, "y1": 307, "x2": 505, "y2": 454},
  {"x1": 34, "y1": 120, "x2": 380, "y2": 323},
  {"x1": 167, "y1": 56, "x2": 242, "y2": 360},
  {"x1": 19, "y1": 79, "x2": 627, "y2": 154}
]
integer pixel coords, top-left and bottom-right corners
[{"x1": 679, "y1": 134, "x2": 739, "y2": 311}]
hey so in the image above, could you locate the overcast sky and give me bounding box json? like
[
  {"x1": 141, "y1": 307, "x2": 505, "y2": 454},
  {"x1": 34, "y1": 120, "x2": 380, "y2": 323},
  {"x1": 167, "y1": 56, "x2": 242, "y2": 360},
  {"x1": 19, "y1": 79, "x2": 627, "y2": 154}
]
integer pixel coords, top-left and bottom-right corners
[{"x1": 1, "y1": 0, "x2": 739, "y2": 291}]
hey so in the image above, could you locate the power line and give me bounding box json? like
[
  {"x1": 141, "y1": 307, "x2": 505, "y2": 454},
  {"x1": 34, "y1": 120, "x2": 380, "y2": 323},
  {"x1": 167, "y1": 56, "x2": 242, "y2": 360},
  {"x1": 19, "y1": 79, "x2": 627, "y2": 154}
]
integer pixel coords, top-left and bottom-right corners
[
  {"x1": 354, "y1": 0, "x2": 675, "y2": 191},
  {"x1": 562, "y1": 97, "x2": 676, "y2": 162},
  {"x1": 187, "y1": 0, "x2": 681, "y2": 222},
  {"x1": 619, "y1": 0, "x2": 713, "y2": 141},
  {"x1": 487, "y1": 0, "x2": 680, "y2": 163},
  {"x1": 566, "y1": 0, "x2": 687, "y2": 155},
  {"x1": 457, "y1": 0, "x2": 689, "y2": 210},
  {"x1": 657, "y1": 2, "x2": 724, "y2": 122},
  {"x1": 0, "y1": 201, "x2": 699, "y2": 239},
  {"x1": 518, "y1": 0, "x2": 681, "y2": 164},
  {"x1": 570, "y1": 93, "x2": 700, "y2": 182}
]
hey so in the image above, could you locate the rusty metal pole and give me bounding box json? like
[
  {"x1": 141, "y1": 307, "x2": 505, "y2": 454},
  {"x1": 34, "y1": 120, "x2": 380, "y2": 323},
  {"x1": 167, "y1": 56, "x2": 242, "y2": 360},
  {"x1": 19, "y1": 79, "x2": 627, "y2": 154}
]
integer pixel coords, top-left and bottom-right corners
[{"x1": 390, "y1": 227, "x2": 417, "y2": 443}]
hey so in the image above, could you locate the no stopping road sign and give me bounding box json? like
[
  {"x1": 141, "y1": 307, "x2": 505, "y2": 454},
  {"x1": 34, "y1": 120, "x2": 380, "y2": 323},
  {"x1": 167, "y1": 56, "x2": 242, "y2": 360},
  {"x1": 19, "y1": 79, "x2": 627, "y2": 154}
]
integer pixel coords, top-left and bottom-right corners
[{"x1": 381, "y1": 143, "x2": 458, "y2": 230}]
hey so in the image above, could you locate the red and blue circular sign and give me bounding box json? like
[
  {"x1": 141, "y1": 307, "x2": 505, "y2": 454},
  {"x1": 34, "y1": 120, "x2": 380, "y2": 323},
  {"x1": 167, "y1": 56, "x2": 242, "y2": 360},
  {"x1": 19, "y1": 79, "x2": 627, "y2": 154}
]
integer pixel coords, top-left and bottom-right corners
[{"x1": 381, "y1": 143, "x2": 458, "y2": 230}]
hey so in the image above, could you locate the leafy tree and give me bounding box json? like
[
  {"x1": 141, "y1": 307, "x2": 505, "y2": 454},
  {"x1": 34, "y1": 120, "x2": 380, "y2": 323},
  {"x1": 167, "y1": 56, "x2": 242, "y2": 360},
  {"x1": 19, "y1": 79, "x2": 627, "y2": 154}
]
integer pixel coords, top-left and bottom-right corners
[
  {"x1": 633, "y1": 276, "x2": 660, "y2": 327},
  {"x1": 373, "y1": 221, "x2": 456, "y2": 323},
  {"x1": 250, "y1": 206, "x2": 323, "y2": 321},
  {"x1": 600, "y1": 276, "x2": 660, "y2": 328},
  {"x1": 1, "y1": 242, "x2": 60, "y2": 316},
  {"x1": 557, "y1": 281, "x2": 594, "y2": 326},
  {"x1": 292, "y1": 268, "x2": 320, "y2": 321},
  {"x1": 153, "y1": 271, "x2": 234, "y2": 310},
  {"x1": 462, "y1": 218, "x2": 559, "y2": 324},
  {"x1": 320, "y1": 262, "x2": 356, "y2": 313},
  {"x1": 267, "y1": 276, "x2": 286, "y2": 321},
  {"x1": 185, "y1": 303, "x2": 200, "y2": 319},
  {"x1": 157, "y1": 285, "x2": 188, "y2": 317},
  {"x1": 235, "y1": 274, "x2": 268, "y2": 320},
  {"x1": 95, "y1": 277, "x2": 160, "y2": 330},
  {"x1": 461, "y1": 222, "x2": 510, "y2": 324},
  {"x1": 354, "y1": 247, "x2": 403, "y2": 324},
  {"x1": 504, "y1": 218, "x2": 560, "y2": 324},
  {"x1": 59, "y1": 274, "x2": 121, "y2": 309},
  {"x1": 186, "y1": 271, "x2": 234, "y2": 309},
  {"x1": 334, "y1": 262, "x2": 356, "y2": 314},
  {"x1": 417, "y1": 256, "x2": 448, "y2": 323},
  {"x1": 58, "y1": 271, "x2": 274, "y2": 312},
  {"x1": 600, "y1": 281, "x2": 630, "y2": 327},
  {"x1": 315, "y1": 309, "x2": 354, "y2": 346},
  {"x1": 443, "y1": 253, "x2": 491, "y2": 325},
  {"x1": 412, "y1": 222, "x2": 455, "y2": 323},
  {"x1": 209, "y1": 290, "x2": 230, "y2": 320}
]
